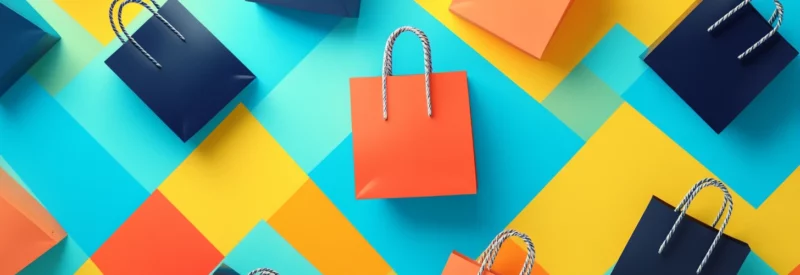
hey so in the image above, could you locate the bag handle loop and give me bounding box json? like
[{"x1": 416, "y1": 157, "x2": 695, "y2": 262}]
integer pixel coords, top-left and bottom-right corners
[
  {"x1": 381, "y1": 26, "x2": 433, "y2": 120},
  {"x1": 247, "y1": 268, "x2": 278, "y2": 275},
  {"x1": 108, "y1": 0, "x2": 163, "y2": 42},
  {"x1": 476, "y1": 229, "x2": 536, "y2": 275},
  {"x1": 708, "y1": 0, "x2": 784, "y2": 60},
  {"x1": 108, "y1": 0, "x2": 186, "y2": 69},
  {"x1": 659, "y1": 178, "x2": 734, "y2": 274}
]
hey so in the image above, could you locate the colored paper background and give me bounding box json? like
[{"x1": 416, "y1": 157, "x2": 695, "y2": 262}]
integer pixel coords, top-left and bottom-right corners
[{"x1": 1, "y1": 0, "x2": 799, "y2": 274}]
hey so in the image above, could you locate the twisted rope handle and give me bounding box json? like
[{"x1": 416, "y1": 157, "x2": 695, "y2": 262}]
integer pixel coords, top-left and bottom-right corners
[
  {"x1": 247, "y1": 268, "x2": 278, "y2": 275},
  {"x1": 707, "y1": 0, "x2": 784, "y2": 60},
  {"x1": 674, "y1": 178, "x2": 730, "y2": 229},
  {"x1": 109, "y1": 0, "x2": 162, "y2": 43},
  {"x1": 476, "y1": 229, "x2": 536, "y2": 275},
  {"x1": 659, "y1": 178, "x2": 734, "y2": 274},
  {"x1": 108, "y1": 0, "x2": 186, "y2": 69},
  {"x1": 381, "y1": 26, "x2": 432, "y2": 120}
]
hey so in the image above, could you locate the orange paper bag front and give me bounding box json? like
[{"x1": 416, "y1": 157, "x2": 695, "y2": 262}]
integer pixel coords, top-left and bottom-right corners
[
  {"x1": 449, "y1": 0, "x2": 573, "y2": 59},
  {"x1": 442, "y1": 229, "x2": 546, "y2": 275},
  {"x1": 790, "y1": 265, "x2": 800, "y2": 275},
  {"x1": 349, "y1": 26, "x2": 476, "y2": 199},
  {"x1": 0, "y1": 168, "x2": 66, "y2": 274}
]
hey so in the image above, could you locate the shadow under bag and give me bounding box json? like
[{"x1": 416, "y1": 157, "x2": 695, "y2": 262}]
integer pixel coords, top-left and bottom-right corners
[
  {"x1": 612, "y1": 178, "x2": 750, "y2": 275},
  {"x1": 106, "y1": 0, "x2": 255, "y2": 142}
]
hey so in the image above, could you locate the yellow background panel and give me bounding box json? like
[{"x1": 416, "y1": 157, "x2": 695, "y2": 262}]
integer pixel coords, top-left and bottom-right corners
[
  {"x1": 414, "y1": 0, "x2": 696, "y2": 101},
  {"x1": 268, "y1": 180, "x2": 391, "y2": 275},
  {"x1": 746, "y1": 168, "x2": 800, "y2": 274},
  {"x1": 74, "y1": 259, "x2": 103, "y2": 275},
  {"x1": 159, "y1": 104, "x2": 309, "y2": 255},
  {"x1": 507, "y1": 103, "x2": 759, "y2": 274},
  {"x1": 54, "y1": 0, "x2": 144, "y2": 45}
]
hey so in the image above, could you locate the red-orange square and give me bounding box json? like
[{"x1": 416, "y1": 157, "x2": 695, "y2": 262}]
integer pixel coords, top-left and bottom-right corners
[{"x1": 92, "y1": 191, "x2": 223, "y2": 274}]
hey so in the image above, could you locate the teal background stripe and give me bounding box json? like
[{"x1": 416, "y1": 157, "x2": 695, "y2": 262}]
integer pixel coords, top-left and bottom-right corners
[{"x1": 0, "y1": 75, "x2": 148, "y2": 255}]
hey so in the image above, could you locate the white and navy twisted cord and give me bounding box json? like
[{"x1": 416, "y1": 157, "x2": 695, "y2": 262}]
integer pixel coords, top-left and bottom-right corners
[
  {"x1": 247, "y1": 268, "x2": 278, "y2": 275},
  {"x1": 108, "y1": 0, "x2": 162, "y2": 43},
  {"x1": 675, "y1": 178, "x2": 730, "y2": 229},
  {"x1": 707, "y1": 0, "x2": 784, "y2": 60},
  {"x1": 476, "y1": 229, "x2": 536, "y2": 275},
  {"x1": 109, "y1": 0, "x2": 186, "y2": 68},
  {"x1": 381, "y1": 26, "x2": 432, "y2": 120},
  {"x1": 659, "y1": 178, "x2": 734, "y2": 274}
]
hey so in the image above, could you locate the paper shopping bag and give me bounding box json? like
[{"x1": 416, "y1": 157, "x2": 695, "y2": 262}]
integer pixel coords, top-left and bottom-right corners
[
  {"x1": 790, "y1": 265, "x2": 800, "y2": 275},
  {"x1": 105, "y1": 0, "x2": 255, "y2": 142},
  {"x1": 612, "y1": 178, "x2": 750, "y2": 275},
  {"x1": 349, "y1": 26, "x2": 476, "y2": 199},
  {"x1": 449, "y1": 0, "x2": 572, "y2": 59},
  {"x1": 0, "y1": 168, "x2": 67, "y2": 274},
  {"x1": 643, "y1": 0, "x2": 797, "y2": 133},
  {"x1": 0, "y1": 2, "x2": 59, "y2": 95},
  {"x1": 441, "y1": 229, "x2": 545, "y2": 275},
  {"x1": 245, "y1": 0, "x2": 361, "y2": 17}
]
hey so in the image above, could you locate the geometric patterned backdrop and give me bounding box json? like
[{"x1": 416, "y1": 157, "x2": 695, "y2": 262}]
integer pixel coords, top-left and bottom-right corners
[{"x1": 1, "y1": 0, "x2": 799, "y2": 274}]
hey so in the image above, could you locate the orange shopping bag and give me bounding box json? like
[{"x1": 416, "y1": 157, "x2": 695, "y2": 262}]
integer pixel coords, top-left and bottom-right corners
[
  {"x1": 449, "y1": 0, "x2": 573, "y2": 59},
  {"x1": 790, "y1": 264, "x2": 800, "y2": 275},
  {"x1": 0, "y1": 168, "x2": 66, "y2": 274},
  {"x1": 349, "y1": 26, "x2": 476, "y2": 199},
  {"x1": 441, "y1": 229, "x2": 546, "y2": 275}
]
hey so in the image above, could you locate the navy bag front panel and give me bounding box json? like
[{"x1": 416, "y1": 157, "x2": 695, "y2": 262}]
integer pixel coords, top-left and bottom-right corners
[
  {"x1": 105, "y1": 0, "x2": 255, "y2": 142},
  {"x1": 245, "y1": 0, "x2": 361, "y2": 17},
  {"x1": 643, "y1": 0, "x2": 797, "y2": 133},
  {"x1": 611, "y1": 197, "x2": 750, "y2": 275},
  {"x1": 0, "y1": 3, "x2": 59, "y2": 95}
]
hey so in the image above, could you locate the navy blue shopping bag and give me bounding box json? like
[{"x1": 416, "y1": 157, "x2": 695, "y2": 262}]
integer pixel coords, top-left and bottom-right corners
[
  {"x1": 0, "y1": 2, "x2": 59, "y2": 96},
  {"x1": 245, "y1": 0, "x2": 362, "y2": 17},
  {"x1": 643, "y1": 0, "x2": 797, "y2": 133},
  {"x1": 612, "y1": 178, "x2": 750, "y2": 275},
  {"x1": 105, "y1": 0, "x2": 255, "y2": 142}
]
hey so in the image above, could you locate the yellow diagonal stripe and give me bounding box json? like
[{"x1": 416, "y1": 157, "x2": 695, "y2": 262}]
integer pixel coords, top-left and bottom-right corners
[
  {"x1": 268, "y1": 180, "x2": 391, "y2": 275},
  {"x1": 414, "y1": 0, "x2": 696, "y2": 101},
  {"x1": 54, "y1": 0, "x2": 144, "y2": 45},
  {"x1": 507, "y1": 103, "x2": 760, "y2": 274},
  {"x1": 159, "y1": 104, "x2": 309, "y2": 255},
  {"x1": 74, "y1": 259, "x2": 103, "y2": 275}
]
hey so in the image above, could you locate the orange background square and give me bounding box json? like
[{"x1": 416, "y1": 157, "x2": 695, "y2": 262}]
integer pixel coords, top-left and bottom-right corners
[{"x1": 92, "y1": 191, "x2": 223, "y2": 275}]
